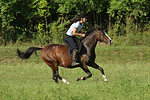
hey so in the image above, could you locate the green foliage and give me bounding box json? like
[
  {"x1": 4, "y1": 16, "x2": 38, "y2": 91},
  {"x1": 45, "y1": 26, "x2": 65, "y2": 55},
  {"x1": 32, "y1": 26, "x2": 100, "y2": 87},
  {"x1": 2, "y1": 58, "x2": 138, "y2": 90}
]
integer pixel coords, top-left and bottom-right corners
[
  {"x1": 32, "y1": 0, "x2": 50, "y2": 17},
  {"x1": 107, "y1": 0, "x2": 150, "y2": 39},
  {"x1": 111, "y1": 24, "x2": 150, "y2": 46},
  {"x1": 56, "y1": 0, "x2": 76, "y2": 14},
  {"x1": 50, "y1": 17, "x2": 70, "y2": 44},
  {"x1": 127, "y1": 27, "x2": 150, "y2": 46},
  {"x1": 0, "y1": 0, "x2": 16, "y2": 44},
  {"x1": 34, "y1": 23, "x2": 47, "y2": 44},
  {"x1": 0, "y1": 0, "x2": 150, "y2": 45}
]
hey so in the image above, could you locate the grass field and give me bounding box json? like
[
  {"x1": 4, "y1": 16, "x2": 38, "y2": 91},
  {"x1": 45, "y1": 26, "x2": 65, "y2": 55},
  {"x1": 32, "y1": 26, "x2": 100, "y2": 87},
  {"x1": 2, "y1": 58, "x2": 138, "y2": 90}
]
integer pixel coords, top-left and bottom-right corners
[{"x1": 0, "y1": 45, "x2": 150, "y2": 100}]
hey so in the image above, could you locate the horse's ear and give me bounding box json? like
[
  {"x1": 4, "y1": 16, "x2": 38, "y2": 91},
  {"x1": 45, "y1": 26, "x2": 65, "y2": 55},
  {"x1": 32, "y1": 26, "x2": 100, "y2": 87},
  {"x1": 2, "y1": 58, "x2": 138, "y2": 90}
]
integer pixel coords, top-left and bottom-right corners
[
  {"x1": 104, "y1": 29, "x2": 108, "y2": 32},
  {"x1": 95, "y1": 25, "x2": 98, "y2": 29},
  {"x1": 95, "y1": 25, "x2": 101, "y2": 30}
]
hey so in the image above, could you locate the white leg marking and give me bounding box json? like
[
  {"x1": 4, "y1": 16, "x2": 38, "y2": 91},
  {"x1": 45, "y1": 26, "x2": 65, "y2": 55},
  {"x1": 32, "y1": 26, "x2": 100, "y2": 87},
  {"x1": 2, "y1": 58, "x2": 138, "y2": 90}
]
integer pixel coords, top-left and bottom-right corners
[
  {"x1": 79, "y1": 76, "x2": 83, "y2": 80},
  {"x1": 102, "y1": 75, "x2": 108, "y2": 82},
  {"x1": 62, "y1": 78, "x2": 69, "y2": 84}
]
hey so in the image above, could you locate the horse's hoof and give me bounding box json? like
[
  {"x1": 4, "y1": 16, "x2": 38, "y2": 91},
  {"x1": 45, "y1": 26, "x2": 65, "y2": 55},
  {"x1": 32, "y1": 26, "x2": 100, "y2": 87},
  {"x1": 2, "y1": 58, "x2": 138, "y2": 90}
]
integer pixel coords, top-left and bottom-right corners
[
  {"x1": 104, "y1": 80, "x2": 108, "y2": 83},
  {"x1": 77, "y1": 76, "x2": 81, "y2": 81},
  {"x1": 55, "y1": 81, "x2": 59, "y2": 83}
]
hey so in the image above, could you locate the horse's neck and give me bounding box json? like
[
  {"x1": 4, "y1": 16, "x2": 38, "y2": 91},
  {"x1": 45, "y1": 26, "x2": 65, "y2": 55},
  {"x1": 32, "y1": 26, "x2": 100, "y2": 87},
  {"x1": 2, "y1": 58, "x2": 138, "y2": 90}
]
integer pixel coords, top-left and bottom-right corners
[{"x1": 83, "y1": 33, "x2": 98, "y2": 53}]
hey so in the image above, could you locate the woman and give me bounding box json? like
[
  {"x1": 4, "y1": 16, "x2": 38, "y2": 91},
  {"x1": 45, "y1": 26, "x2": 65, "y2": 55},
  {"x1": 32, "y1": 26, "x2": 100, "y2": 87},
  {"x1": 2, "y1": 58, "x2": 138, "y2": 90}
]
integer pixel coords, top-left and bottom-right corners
[{"x1": 66, "y1": 13, "x2": 87, "y2": 66}]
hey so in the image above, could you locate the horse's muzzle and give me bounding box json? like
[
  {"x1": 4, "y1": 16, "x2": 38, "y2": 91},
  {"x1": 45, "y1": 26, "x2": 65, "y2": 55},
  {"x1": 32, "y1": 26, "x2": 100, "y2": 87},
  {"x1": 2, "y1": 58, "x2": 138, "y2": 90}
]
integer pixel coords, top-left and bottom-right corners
[
  {"x1": 108, "y1": 40, "x2": 113, "y2": 45},
  {"x1": 110, "y1": 40, "x2": 113, "y2": 44}
]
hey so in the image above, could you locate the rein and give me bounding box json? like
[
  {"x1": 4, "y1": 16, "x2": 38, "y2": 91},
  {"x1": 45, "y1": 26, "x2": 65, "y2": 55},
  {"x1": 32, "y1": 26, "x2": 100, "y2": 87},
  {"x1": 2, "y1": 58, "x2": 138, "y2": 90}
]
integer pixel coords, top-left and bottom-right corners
[
  {"x1": 81, "y1": 29, "x2": 97, "y2": 43},
  {"x1": 98, "y1": 31, "x2": 102, "y2": 41}
]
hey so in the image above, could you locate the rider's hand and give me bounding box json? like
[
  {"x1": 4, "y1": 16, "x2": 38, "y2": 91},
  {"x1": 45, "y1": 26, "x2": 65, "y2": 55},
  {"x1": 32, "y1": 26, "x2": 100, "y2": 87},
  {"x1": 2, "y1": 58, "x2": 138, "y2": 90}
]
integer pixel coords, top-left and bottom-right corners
[{"x1": 81, "y1": 34, "x2": 85, "y2": 37}]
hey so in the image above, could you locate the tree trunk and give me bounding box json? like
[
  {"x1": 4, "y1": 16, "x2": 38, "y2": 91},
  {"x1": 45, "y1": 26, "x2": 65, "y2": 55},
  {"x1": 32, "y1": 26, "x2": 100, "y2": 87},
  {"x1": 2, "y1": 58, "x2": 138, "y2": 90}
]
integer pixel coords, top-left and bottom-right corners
[
  {"x1": 109, "y1": 14, "x2": 112, "y2": 30},
  {"x1": 93, "y1": 11, "x2": 96, "y2": 26},
  {"x1": 100, "y1": 12, "x2": 102, "y2": 28},
  {"x1": 108, "y1": 13, "x2": 112, "y2": 36},
  {"x1": 45, "y1": 16, "x2": 48, "y2": 36},
  {"x1": 126, "y1": 16, "x2": 133, "y2": 37}
]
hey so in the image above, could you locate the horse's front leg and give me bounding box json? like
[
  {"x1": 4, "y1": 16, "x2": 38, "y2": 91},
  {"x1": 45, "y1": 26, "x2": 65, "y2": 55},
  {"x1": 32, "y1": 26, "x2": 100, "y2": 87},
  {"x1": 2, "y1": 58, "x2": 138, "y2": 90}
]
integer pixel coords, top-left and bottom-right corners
[
  {"x1": 88, "y1": 63, "x2": 108, "y2": 82},
  {"x1": 77, "y1": 64, "x2": 92, "y2": 81}
]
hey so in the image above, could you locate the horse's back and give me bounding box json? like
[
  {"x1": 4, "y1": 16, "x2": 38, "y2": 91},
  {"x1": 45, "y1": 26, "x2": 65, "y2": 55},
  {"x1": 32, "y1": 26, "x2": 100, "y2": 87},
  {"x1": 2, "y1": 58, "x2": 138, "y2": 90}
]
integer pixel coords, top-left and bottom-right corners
[
  {"x1": 41, "y1": 44, "x2": 68, "y2": 55},
  {"x1": 43, "y1": 44, "x2": 67, "y2": 51},
  {"x1": 41, "y1": 44, "x2": 72, "y2": 67}
]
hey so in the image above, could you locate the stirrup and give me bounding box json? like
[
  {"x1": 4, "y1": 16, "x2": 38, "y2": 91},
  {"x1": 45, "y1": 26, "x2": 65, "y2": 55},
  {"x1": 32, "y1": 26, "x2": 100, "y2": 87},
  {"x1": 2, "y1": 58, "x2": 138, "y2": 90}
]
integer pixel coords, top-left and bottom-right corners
[{"x1": 71, "y1": 62, "x2": 80, "y2": 66}]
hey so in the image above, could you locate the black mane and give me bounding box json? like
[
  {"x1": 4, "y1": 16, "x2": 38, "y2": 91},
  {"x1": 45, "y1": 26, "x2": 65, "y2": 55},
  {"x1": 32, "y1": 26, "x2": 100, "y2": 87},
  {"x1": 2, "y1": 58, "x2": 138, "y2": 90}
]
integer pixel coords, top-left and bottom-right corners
[
  {"x1": 80, "y1": 27, "x2": 103, "y2": 41},
  {"x1": 80, "y1": 29, "x2": 96, "y2": 41},
  {"x1": 85, "y1": 29, "x2": 96, "y2": 37}
]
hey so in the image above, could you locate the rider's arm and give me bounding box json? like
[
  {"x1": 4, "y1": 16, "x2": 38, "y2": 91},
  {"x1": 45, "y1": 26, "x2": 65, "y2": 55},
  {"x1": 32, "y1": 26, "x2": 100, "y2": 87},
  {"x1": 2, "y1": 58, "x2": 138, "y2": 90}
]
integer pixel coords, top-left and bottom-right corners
[{"x1": 72, "y1": 28, "x2": 85, "y2": 37}]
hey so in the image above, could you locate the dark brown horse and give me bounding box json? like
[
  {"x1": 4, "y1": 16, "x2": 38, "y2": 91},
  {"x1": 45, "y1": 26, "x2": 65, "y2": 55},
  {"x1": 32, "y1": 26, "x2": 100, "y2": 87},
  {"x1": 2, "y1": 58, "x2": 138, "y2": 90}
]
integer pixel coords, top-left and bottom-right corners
[{"x1": 17, "y1": 28, "x2": 113, "y2": 84}]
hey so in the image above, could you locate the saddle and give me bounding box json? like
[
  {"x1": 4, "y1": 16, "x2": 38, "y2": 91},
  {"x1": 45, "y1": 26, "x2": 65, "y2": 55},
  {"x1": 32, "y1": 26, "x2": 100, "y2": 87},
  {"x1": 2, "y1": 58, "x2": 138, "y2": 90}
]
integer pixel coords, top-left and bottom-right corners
[
  {"x1": 64, "y1": 38, "x2": 87, "y2": 62},
  {"x1": 64, "y1": 38, "x2": 82, "y2": 55}
]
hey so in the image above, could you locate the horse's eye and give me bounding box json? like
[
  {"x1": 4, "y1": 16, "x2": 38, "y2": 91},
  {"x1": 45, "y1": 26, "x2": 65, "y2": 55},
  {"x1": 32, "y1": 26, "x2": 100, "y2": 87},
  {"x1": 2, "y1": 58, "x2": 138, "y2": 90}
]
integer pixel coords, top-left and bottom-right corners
[{"x1": 103, "y1": 32, "x2": 105, "y2": 35}]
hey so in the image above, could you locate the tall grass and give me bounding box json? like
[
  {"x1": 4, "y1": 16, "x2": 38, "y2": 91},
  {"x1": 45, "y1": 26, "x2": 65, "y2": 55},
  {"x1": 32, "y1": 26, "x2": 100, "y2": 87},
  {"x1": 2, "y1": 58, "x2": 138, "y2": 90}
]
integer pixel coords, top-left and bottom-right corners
[{"x1": 0, "y1": 45, "x2": 150, "y2": 100}]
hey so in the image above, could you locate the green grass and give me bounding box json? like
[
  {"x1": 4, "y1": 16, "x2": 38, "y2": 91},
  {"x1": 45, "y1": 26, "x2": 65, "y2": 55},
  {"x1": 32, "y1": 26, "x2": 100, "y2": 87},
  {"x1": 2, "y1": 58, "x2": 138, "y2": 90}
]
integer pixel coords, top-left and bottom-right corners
[{"x1": 0, "y1": 45, "x2": 150, "y2": 100}]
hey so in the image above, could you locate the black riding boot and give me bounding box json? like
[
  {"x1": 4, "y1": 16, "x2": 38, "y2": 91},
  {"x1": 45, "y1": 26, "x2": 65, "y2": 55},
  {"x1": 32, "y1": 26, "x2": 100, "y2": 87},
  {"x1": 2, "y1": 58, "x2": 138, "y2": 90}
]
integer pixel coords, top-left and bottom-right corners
[{"x1": 71, "y1": 49, "x2": 79, "y2": 66}]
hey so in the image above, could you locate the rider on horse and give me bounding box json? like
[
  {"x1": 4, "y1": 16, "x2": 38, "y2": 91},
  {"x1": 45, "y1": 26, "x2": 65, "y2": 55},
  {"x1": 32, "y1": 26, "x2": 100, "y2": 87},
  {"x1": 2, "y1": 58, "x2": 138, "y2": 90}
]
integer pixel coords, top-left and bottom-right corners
[{"x1": 66, "y1": 13, "x2": 87, "y2": 66}]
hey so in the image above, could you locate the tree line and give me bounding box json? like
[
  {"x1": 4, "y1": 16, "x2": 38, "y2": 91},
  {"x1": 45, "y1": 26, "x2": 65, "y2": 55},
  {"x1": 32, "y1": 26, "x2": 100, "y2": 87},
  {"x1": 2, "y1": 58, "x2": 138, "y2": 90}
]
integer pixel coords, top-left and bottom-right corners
[{"x1": 0, "y1": 0, "x2": 150, "y2": 46}]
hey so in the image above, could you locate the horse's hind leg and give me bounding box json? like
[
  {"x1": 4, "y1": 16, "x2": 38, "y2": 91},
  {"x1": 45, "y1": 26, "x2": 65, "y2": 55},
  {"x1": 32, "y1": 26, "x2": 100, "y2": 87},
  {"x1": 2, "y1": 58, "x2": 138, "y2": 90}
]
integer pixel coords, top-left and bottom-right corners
[
  {"x1": 53, "y1": 70, "x2": 59, "y2": 83},
  {"x1": 89, "y1": 63, "x2": 108, "y2": 82},
  {"x1": 46, "y1": 63, "x2": 69, "y2": 84},
  {"x1": 58, "y1": 75, "x2": 69, "y2": 84},
  {"x1": 52, "y1": 68, "x2": 70, "y2": 84},
  {"x1": 45, "y1": 62, "x2": 59, "y2": 83}
]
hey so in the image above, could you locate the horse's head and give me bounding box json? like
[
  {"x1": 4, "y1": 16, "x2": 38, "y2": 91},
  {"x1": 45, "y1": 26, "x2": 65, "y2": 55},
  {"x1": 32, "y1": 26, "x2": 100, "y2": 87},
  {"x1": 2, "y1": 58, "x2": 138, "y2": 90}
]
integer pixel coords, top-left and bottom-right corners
[{"x1": 96, "y1": 28, "x2": 113, "y2": 45}]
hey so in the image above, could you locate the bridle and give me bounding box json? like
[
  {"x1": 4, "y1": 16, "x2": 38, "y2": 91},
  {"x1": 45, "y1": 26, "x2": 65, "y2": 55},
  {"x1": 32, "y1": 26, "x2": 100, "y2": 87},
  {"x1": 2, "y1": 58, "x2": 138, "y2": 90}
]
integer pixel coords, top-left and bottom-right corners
[
  {"x1": 98, "y1": 31, "x2": 107, "y2": 42},
  {"x1": 98, "y1": 30, "x2": 112, "y2": 44},
  {"x1": 82, "y1": 29, "x2": 113, "y2": 45}
]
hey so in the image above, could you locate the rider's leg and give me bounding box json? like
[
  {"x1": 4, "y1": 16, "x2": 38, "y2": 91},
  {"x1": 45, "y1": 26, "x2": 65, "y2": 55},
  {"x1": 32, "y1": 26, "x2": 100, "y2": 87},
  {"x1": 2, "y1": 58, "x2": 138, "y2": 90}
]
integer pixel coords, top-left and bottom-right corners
[
  {"x1": 66, "y1": 35, "x2": 79, "y2": 66},
  {"x1": 71, "y1": 49, "x2": 79, "y2": 66},
  {"x1": 66, "y1": 35, "x2": 77, "y2": 49}
]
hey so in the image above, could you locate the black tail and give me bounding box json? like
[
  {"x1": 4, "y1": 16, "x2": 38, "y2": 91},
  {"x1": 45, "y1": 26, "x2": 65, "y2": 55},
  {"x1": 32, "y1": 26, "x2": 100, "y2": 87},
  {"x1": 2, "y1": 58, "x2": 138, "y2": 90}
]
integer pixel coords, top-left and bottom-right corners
[{"x1": 17, "y1": 47, "x2": 43, "y2": 59}]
